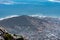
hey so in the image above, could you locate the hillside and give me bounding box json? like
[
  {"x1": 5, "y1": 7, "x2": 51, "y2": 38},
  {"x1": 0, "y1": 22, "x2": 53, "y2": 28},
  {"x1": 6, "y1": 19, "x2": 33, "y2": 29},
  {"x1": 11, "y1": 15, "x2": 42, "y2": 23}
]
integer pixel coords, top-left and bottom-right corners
[{"x1": 0, "y1": 15, "x2": 60, "y2": 40}]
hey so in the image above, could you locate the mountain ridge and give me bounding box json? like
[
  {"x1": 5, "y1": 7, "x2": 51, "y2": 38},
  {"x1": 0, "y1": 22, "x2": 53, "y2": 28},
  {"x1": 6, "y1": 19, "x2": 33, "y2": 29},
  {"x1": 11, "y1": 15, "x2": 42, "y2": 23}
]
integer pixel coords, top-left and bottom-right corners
[{"x1": 0, "y1": 15, "x2": 60, "y2": 40}]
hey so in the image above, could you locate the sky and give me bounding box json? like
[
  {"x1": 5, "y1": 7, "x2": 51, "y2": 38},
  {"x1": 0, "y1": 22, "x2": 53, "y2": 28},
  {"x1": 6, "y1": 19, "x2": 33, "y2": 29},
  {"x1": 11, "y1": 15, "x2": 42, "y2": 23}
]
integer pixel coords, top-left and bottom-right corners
[{"x1": 0, "y1": 0, "x2": 60, "y2": 18}]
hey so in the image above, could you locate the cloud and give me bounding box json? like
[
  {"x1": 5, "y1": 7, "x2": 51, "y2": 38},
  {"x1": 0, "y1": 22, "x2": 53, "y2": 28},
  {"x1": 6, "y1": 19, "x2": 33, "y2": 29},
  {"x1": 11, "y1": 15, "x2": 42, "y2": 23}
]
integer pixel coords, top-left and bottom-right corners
[
  {"x1": 0, "y1": 0, "x2": 53, "y2": 5},
  {"x1": 29, "y1": 14, "x2": 47, "y2": 18},
  {"x1": 0, "y1": 15, "x2": 19, "y2": 20},
  {"x1": 48, "y1": 0, "x2": 60, "y2": 3},
  {"x1": 0, "y1": 0, "x2": 16, "y2": 5},
  {"x1": 0, "y1": 14, "x2": 59, "y2": 21},
  {"x1": 2, "y1": 2, "x2": 16, "y2": 5},
  {"x1": 29, "y1": 14, "x2": 59, "y2": 18},
  {"x1": 0, "y1": 0, "x2": 29, "y2": 5}
]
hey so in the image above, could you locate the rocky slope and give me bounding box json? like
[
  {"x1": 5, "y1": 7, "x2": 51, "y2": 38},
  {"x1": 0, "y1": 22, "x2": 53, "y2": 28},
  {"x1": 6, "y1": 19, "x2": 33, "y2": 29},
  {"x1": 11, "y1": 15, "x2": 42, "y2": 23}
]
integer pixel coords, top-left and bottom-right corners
[
  {"x1": 0, "y1": 27, "x2": 25, "y2": 40},
  {"x1": 0, "y1": 15, "x2": 60, "y2": 40}
]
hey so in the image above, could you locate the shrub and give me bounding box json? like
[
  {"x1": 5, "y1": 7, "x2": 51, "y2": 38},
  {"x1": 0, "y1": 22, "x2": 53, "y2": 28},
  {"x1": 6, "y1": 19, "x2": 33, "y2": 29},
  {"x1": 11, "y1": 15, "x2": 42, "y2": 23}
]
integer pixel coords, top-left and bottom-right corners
[{"x1": 3, "y1": 33, "x2": 13, "y2": 40}]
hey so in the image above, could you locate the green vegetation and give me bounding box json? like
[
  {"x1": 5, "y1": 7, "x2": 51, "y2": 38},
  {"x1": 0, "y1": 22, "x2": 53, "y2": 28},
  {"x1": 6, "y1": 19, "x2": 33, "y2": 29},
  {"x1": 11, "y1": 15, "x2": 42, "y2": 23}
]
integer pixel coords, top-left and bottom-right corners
[
  {"x1": 3, "y1": 33, "x2": 13, "y2": 40},
  {"x1": 0, "y1": 27, "x2": 25, "y2": 40}
]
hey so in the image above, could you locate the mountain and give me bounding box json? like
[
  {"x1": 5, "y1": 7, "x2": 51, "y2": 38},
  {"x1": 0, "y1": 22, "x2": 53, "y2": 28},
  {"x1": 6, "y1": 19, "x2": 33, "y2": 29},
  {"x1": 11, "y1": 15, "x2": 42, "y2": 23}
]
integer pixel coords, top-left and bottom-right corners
[{"x1": 0, "y1": 15, "x2": 60, "y2": 40}]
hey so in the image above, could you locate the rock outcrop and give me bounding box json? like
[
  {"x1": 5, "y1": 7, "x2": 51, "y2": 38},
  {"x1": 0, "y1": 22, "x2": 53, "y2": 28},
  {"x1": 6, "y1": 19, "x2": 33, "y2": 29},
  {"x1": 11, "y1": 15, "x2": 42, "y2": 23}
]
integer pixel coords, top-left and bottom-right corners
[{"x1": 0, "y1": 27, "x2": 25, "y2": 40}]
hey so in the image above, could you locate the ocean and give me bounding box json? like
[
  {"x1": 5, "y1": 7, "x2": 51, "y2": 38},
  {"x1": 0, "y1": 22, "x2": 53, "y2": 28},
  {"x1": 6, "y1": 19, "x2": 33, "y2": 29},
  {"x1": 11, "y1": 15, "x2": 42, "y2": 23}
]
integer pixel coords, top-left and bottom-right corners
[{"x1": 0, "y1": 2, "x2": 60, "y2": 18}]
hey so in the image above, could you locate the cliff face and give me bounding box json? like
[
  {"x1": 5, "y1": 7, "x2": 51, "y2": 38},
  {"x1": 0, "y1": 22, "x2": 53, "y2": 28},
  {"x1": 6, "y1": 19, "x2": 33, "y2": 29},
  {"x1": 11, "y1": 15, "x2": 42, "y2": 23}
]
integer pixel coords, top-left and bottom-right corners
[
  {"x1": 0, "y1": 27, "x2": 4, "y2": 40},
  {"x1": 0, "y1": 15, "x2": 60, "y2": 40},
  {"x1": 0, "y1": 27, "x2": 25, "y2": 40}
]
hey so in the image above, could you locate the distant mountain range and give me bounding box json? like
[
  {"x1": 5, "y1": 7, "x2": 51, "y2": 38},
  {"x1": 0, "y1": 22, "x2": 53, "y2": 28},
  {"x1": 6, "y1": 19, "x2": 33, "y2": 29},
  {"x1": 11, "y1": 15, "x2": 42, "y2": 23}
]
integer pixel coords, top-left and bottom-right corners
[{"x1": 0, "y1": 15, "x2": 60, "y2": 40}]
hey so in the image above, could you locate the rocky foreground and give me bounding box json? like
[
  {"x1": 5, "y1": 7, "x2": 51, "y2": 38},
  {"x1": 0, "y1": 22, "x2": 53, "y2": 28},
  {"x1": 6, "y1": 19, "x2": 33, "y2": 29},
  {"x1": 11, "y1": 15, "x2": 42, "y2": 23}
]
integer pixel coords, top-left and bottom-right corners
[{"x1": 0, "y1": 27, "x2": 27, "y2": 40}]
